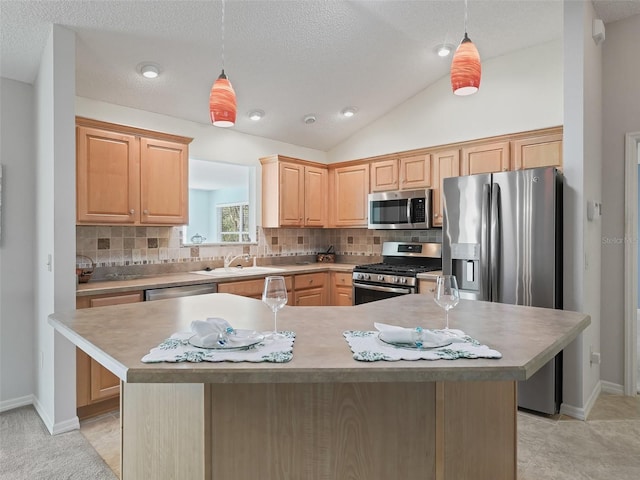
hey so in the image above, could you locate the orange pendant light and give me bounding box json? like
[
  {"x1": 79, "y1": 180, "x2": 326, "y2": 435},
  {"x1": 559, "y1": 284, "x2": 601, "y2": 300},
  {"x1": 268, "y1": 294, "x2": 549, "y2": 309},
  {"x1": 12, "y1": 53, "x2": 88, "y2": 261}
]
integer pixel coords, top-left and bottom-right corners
[
  {"x1": 451, "y1": 33, "x2": 481, "y2": 96},
  {"x1": 450, "y1": 0, "x2": 481, "y2": 96},
  {"x1": 209, "y1": 0, "x2": 236, "y2": 127},
  {"x1": 209, "y1": 69, "x2": 236, "y2": 127}
]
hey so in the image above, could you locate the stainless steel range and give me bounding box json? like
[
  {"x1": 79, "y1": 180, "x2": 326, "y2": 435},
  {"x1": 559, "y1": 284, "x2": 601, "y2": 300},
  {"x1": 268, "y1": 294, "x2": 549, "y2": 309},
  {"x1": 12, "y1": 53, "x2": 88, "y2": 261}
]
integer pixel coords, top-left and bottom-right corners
[{"x1": 352, "y1": 242, "x2": 442, "y2": 305}]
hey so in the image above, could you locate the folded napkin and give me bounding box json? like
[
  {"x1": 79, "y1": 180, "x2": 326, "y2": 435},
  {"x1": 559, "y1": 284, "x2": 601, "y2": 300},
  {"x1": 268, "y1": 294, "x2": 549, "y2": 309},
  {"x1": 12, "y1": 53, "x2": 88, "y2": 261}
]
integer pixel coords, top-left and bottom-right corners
[
  {"x1": 190, "y1": 317, "x2": 235, "y2": 348},
  {"x1": 374, "y1": 322, "x2": 466, "y2": 346}
]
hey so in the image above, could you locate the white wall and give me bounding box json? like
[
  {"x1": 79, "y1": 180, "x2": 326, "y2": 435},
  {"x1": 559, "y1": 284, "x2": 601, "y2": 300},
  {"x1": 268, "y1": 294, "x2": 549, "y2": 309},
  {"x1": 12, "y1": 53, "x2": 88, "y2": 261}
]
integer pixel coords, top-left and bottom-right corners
[
  {"x1": 34, "y1": 25, "x2": 78, "y2": 434},
  {"x1": 328, "y1": 40, "x2": 563, "y2": 162},
  {"x1": 601, "y1": 14, "x2": 640, "y2": 387},
  {"x1": 0, "y1": 78, "x2": 36, "y2": 411}
]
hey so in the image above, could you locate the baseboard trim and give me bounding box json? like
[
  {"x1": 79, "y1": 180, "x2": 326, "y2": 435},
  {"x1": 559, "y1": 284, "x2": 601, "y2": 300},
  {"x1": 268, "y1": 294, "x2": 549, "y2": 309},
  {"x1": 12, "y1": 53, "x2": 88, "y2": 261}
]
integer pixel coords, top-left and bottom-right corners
[
  {"x1": 0, "y1": 394, "x2": 34, "y2": 413},
  {"x1": 560, "y1": 380, "x2": 601, "y2": 420},
  {"x1": 31, "y1": 396, "x2": 80, "y2": 435},
  {"x1": 601, "y1": 380, "x2": 625, "y2": 395}
]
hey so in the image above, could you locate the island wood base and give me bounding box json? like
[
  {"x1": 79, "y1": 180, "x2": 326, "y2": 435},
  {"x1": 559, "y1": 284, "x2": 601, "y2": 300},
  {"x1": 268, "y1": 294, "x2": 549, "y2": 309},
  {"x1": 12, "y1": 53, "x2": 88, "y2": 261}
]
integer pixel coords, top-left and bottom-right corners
[{"x1": 121, "y1": 380, "x2": 516, "y2": 480}]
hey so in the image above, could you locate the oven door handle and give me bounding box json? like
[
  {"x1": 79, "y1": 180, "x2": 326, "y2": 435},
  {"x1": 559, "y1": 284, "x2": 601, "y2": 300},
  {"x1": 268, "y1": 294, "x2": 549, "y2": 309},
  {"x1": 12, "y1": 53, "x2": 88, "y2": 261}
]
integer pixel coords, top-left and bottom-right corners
[{"x1": 353, "y1": 282, "x2": 413, "y2": 295}]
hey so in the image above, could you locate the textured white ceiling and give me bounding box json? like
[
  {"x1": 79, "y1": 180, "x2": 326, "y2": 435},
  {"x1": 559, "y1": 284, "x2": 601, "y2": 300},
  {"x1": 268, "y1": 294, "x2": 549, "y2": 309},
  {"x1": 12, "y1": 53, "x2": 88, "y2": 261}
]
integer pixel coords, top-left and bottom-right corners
[{"x1": 1, "y1": 0, "x2": 639, "y2": 151}]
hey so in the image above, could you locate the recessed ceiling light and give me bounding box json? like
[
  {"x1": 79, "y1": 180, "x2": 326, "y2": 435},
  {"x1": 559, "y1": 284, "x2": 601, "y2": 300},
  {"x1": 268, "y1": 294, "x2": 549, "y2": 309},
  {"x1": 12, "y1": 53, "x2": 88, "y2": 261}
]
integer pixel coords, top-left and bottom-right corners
[
  {"x1": 303, "y1": 114, "x2": 317, "y2": 125},
  {"x1": 435, "y1": 44, "x2": 455, "y2": 58},
  {"x1": 139, "y1": 63, "x2": 160, "y2": 79},
  {"x1": 341, "y1": 107, "x2": 358, "y2": 118},
  {"x1": 248, "y1": 110, "x2": 265, "y2": 121}
]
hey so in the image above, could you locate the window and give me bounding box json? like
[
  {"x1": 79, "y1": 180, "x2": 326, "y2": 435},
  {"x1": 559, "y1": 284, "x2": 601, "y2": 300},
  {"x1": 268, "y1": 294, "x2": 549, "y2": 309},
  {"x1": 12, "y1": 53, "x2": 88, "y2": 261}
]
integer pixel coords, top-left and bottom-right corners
[{"x1": 217, "y1": 202, "x2": 250, "y2": 242}]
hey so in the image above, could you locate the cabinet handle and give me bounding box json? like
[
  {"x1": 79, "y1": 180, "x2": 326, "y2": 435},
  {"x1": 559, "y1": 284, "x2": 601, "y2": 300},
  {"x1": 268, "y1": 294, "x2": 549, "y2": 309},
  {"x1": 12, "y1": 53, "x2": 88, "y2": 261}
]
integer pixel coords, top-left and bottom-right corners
[
  {"x1": 129, "y1": 209, "x2": 135, "y2": 215},
  {"x1": 143, "y1": 209, "x2": 149, "y2": 215},
  {"x1": 434, "y1": 213, "x2": 439, "y2": 218}
]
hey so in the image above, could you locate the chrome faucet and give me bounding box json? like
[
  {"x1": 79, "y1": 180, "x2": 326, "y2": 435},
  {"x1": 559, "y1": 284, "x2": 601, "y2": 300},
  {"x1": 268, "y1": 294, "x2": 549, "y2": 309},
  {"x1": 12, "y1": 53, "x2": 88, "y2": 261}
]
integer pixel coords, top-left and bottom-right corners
[{"x1": 224, "y1": 253, "x2": 250, "y2": 269}]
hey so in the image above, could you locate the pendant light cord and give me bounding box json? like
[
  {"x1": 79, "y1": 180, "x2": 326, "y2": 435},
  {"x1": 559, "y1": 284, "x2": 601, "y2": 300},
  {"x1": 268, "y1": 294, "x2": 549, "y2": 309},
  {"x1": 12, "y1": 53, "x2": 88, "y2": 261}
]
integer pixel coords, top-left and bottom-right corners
[
  {"x1": 221, "y1": 0, "x2": 226, "y2": 72},
  {"x1": 464, "y1": 0, "x2": 468, "y2": 35}
]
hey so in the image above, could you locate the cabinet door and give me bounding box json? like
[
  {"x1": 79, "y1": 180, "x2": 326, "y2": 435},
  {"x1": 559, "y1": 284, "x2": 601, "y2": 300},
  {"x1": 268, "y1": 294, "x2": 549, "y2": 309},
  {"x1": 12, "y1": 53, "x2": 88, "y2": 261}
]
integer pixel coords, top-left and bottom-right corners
[
  {"x1": 332, "y1": 164, "x2": 370, "y2": 227},
  {"x1": 370, "y1": 159, "x2": 398, "y2": 192},
  {"x1": 218, "y1": 277, "x2": 294, "y2": 304},
  {"x1": 77, "y1": 126, "x2": 139, "y2": 224},
  {"x1": 418, "y1": 279, "x2": 437, "y2": 300},
  {"x1": 295, "y1": 272, "x2": 328, "y2": 306},
  {"x1": 332, "y1": 272, "x2": 353, "y2": 306},
  {"x1": 400, "y1": 154, "x2": 431, "y2": 190},
  {"x1": 76, "y1": 290, "x2": 143, "y2": 418},
  {"x1": 511, "y1": 134, "x2": 563, "y2": 171},
  {"x1": 461, "y1": 141, "x2": 510, "y2": 175},
  {"x1": 279, "y1": 162, "x2": 305, "y2": 226},
  {"x1": 139, "y1": 137, "x2": 189, "y2": 225},
  {"x1": 432, "y1": 149, "x2": 461, "y2": 227},
  {"x1": 304, "y1": 166, "x2": 327, "y2": 226}
]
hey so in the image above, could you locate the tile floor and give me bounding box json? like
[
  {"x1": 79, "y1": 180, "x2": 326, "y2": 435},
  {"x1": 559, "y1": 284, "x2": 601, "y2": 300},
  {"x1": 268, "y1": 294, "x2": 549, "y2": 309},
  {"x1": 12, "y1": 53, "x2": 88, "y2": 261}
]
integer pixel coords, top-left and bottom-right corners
[{"x1": 81, "y1": 392, "x2": 640, "y2": 480}]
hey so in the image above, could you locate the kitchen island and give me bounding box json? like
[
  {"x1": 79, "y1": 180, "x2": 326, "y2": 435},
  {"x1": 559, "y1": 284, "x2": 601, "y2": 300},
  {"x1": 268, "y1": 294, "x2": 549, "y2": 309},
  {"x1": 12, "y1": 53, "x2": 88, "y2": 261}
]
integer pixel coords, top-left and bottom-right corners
[{"x1": 49, "y1": 293, "x2": 590, "y2": 480}]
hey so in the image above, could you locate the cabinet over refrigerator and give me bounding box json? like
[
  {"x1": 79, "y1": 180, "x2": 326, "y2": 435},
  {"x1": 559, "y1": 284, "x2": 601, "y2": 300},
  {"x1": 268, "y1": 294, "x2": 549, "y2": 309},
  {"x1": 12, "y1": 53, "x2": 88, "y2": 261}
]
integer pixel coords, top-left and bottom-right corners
[{"x1": 442, "y1": 166, "x2": 563, "y2": 415}]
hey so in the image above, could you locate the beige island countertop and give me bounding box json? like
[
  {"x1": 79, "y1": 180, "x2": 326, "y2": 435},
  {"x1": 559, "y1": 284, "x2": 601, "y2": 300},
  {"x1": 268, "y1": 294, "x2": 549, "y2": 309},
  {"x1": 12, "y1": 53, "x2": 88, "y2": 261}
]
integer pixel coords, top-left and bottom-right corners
[{"x1": 48, "y1": 294, "x2": 589, "y2": 480}]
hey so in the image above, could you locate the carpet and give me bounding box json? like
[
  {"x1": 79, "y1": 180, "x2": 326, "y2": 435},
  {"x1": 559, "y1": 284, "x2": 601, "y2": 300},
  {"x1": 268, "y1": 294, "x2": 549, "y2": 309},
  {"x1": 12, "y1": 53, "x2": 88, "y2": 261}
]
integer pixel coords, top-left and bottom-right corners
[{"x1": 0, "y1": 405, "x2": 116, "y2": 479}]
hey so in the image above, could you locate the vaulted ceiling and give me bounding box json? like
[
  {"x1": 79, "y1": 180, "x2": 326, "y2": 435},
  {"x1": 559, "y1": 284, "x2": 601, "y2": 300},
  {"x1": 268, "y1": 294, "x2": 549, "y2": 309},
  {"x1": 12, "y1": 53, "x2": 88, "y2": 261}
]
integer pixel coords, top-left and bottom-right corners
[{"x1": 2, "y1": 1, "x2": 639, "y2": 151}]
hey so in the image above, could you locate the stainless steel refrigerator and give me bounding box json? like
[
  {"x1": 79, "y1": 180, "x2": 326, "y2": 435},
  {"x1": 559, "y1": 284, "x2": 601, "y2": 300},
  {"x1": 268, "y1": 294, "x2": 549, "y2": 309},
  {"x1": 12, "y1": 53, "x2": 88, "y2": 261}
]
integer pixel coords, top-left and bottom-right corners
[{"x1": 442, "y1": 166, "x2": 562, "y2": 415}]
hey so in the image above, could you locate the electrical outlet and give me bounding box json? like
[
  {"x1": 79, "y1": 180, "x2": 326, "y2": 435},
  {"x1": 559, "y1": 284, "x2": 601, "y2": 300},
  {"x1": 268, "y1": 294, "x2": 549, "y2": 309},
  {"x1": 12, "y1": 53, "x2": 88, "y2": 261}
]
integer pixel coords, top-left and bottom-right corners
[{"x1": 589, "y1": 345, "x2": 601, "y2": 366}]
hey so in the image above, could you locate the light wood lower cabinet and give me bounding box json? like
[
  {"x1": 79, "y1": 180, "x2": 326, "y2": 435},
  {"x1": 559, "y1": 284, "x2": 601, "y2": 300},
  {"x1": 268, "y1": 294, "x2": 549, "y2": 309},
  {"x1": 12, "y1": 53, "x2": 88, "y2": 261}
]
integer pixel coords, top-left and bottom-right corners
[
  {"x1": 331, "y1": 271, "x2": 353, "y2": 306},
  {"x1": 418, "y1": 278, "x2": 437, "y2": 300},
  {"x1": 293, "y1": 272, "x2": 328, "y2": 306},
  {"x1": 217, "y1": 277, "x2": 294, "y2": 303},
  {"x1": 76, "y1": 290, "x2": 143, "y2": 419}
]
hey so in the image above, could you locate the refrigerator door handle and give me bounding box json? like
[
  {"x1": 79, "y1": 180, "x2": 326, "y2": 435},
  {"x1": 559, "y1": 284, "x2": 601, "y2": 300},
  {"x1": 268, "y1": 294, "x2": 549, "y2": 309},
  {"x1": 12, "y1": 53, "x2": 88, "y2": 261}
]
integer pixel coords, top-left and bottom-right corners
[
  {"x1": 490, "y1": 183, "x2": 501, "y2": 302},
  {"x1": 481, "y1": 184, "x2": 491, "y2": 301}
]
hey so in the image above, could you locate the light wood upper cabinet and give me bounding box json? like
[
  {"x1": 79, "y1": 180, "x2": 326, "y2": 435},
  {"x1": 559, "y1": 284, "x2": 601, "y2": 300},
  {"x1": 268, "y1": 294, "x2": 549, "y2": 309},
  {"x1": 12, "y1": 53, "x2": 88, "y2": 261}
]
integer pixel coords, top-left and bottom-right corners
[
  {"x1": 431, "y1": 149, "x2": 461, "y2": 227},
  {"x1": 511, "y1": 133, "x2": 563, "y2": 171},
  {"x1": 304, "y1": 165, "x2": 328, "y2": 226},
  {"x1": 331, "y1": 163, "x2": 370, "y2": 227},
  {"x1": 399, "y1": 154, "x2": 431, "y2": 190},
  {"x1": 370, "y1": 159, "x2": 399, "y2": 192},
  {"x1": 370, "y1": 154, "x2": 431, "y2": 192},
  {"x1": 461, "y1": 141, "x2": 510, "y2": 175},
  {"x1": 261, "y1": 156, "x2": 327, "y2": 228},
  {"x1": 76, "y1": 126, "x2": 139, "y2": 224},
  {"x1": 139, "y1": 137, "x2": 189, "y2": 224},
  {"x1": 76, "y1": 118, "x2": 192, "y2": 226}
]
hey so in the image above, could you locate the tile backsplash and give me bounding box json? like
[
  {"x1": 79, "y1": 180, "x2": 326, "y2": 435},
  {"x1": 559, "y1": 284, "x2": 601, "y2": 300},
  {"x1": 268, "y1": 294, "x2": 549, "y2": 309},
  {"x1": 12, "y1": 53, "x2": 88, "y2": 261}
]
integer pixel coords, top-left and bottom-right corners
[{"x1": 76, "y1": 226, "x2": 442, "y2": 268}]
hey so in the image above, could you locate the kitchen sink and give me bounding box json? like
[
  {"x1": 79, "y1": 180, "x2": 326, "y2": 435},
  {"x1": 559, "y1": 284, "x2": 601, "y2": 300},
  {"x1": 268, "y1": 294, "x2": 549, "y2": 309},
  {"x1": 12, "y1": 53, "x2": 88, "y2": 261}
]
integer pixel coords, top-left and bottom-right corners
[{"x1": 192, "y1": 266, "x2": 286, "y2": 277}]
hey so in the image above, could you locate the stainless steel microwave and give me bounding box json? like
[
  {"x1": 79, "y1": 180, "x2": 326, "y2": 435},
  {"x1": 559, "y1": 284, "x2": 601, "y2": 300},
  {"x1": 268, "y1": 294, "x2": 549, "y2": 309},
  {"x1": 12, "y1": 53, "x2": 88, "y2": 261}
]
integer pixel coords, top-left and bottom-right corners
[{"x1": 368, "y1": 189, "x2": 432, "y2": 229}]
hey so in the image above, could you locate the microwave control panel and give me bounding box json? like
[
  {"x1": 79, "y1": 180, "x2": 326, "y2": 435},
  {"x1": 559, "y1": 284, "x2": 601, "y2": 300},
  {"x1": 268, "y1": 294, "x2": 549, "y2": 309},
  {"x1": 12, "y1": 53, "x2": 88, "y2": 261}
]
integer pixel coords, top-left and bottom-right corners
[{"x1": 411, "y1": 198, "x2": 426, "y2": 223}]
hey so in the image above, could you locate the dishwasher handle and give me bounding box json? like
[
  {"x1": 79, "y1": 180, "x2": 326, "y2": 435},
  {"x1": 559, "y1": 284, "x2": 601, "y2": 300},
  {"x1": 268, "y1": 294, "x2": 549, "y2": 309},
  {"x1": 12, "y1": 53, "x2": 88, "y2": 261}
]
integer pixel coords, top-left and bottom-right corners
[{"x1": 144, "y1": 284, "x2": 217, "y2": 301}]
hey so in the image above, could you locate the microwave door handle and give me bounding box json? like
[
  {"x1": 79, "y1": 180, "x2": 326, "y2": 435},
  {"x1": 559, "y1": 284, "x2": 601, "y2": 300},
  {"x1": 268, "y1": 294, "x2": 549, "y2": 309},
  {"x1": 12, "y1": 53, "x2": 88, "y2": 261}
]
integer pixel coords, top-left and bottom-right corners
[
  {"x1": 407, "y1": 198, "x2": 412, "y2": 224},
  {"x1": 490, "y1": 183, "x2": 501, "y2": 302}
]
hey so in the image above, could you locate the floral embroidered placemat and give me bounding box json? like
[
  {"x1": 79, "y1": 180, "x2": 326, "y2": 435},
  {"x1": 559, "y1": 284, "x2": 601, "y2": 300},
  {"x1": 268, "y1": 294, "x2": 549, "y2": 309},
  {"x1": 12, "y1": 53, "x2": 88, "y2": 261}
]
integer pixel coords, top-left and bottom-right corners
[
  {"x1": 141, "y1": 331, "x2": 295, "y2": 364},
  {"x1": 343, "y1": 329, "x2": 502, "y2": 362}
]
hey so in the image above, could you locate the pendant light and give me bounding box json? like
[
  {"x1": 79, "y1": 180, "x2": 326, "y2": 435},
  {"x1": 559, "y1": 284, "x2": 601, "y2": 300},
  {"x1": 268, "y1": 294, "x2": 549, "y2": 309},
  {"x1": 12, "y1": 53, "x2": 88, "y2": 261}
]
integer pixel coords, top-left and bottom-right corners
[
  {"x1": 450, "y1": 0, "x2": 481, "y2": 96},
  {"x1": 209, "y1": 0, "x2": 237, "y2": 127}
]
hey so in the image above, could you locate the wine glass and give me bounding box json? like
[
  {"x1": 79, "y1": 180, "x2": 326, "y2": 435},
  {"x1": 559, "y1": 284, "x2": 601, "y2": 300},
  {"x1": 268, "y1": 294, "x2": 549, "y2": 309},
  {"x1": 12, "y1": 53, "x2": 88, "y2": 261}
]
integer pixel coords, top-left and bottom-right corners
[
  {"x1": 434, "y1": 275, "x2": 460, "y2": 330},
  {"x1": 262, "y1": 276, "x2": 288, "y2": 339}
]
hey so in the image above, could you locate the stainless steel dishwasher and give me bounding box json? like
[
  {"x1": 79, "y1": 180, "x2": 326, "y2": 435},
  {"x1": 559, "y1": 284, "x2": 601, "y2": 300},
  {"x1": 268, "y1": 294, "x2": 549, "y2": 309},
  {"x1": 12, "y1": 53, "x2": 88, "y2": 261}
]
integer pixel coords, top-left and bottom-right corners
[{"x1": 144, "y1": 283, "x2": 217, "y2": 301}]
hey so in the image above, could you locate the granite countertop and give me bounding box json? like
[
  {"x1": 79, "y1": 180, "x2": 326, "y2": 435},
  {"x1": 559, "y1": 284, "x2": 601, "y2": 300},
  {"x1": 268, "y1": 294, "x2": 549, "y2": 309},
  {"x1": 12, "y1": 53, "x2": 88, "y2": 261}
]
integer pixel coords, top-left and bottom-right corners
[
  {"x1": 77, "y1": 262, "x2": 357, "y2": 296},
  {"x1": 49, "y1": 293, "x2": 590, "y2": 385}
]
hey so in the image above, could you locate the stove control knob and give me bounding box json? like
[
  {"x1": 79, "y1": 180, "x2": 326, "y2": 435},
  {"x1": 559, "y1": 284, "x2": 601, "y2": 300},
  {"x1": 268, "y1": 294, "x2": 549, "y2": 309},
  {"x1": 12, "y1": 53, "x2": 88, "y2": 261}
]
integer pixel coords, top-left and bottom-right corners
[
  {"x1": 356, "y1": 273, "x2": 363, "y2": 280},
  {"x1": 378, "y1": 275, "x2": 385, "y2": 281},
  {"x1": 391, "y1": 277, "x2": 398, "y2": 283},
  {"x1": 400, "y1": 277, "x2": 407, "y2": 284}
]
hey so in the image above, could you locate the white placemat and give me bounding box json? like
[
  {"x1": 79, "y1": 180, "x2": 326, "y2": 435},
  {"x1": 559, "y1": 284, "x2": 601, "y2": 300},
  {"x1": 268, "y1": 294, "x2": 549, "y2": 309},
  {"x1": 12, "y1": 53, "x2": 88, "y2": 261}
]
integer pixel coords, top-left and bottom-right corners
[
  {"x1": 141, "y1": 331, "x2": 295, "y2": 363},
  {"x1": 343, "y1": 329, "x2": 502, "y2": 362}
]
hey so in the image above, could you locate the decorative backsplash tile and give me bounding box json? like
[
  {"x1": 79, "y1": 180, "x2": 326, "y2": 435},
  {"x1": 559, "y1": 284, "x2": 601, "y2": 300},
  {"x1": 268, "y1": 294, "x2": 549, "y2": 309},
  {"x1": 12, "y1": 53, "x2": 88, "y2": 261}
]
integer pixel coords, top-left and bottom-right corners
[{"x1": 76, "y1": 226, "x2": 442, "y2": 268}]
